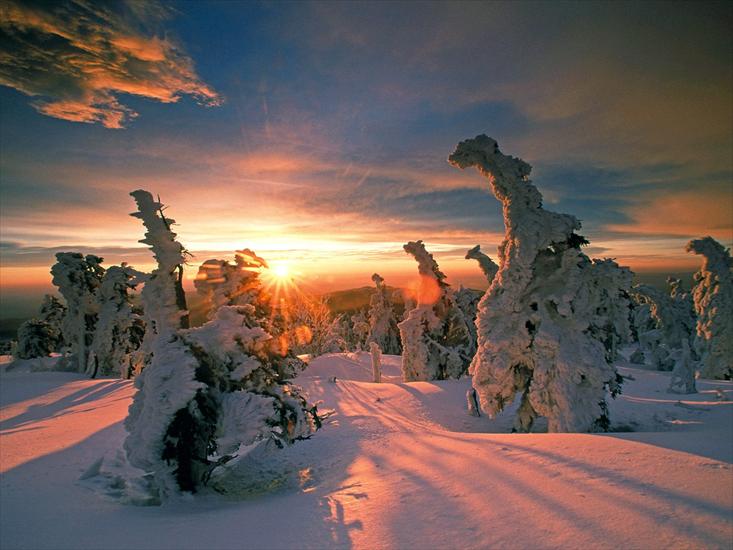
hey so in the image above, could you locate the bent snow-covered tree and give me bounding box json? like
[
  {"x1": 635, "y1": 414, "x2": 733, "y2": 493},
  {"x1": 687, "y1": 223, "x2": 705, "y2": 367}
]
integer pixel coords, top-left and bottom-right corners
[
  {"x1": 398, "y1": 240, "x2": 473, "y2": 381},
  {"x1": 686, "y1": 237, "x2": 733, "y2": 379},
  {"x1": 51, "y1": 253, "x2": 105, "y2": 372},
  {"x1": 87, "y1": 264, "x2": 145, "y2": 378},
  {"x1": 449, "y1": 135, "x2": 621, "y2": 433},
  {"x1": 366, "y1": 273, "x2": 401, "y2": 355},
  {"x1": 465, "y1": 245, "x2": 498, "y2": 283},
  {"x1": 124, "y1": 190, "x2": 318, "y2": 496}
]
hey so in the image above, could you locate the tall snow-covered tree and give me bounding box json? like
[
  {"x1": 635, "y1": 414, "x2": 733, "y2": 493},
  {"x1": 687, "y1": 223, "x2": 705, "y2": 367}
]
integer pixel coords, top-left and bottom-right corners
[
  {"x1": 50, "y1": 252, "x2": 105, "y2": 372},
  {"x1": 449, "y1": 135, "x2": 621, "y2": 433},
  {"x1": 366, "y1": 273, "x2": 401, "y2": 354},
  {"x1": 465, "y1": 245, "x2": 498, "y2": 283},
  {"x1": 686, "y1": 236, "x2": 733, "y2": 379},
  {"x1": 87, "y1": 264, "x2": 145, "y2": 378},
  {"x1": 124, "y1": 190, "x2": 318, "y2": 496},
  {"x1": 398, "y1": 240, "x2": 473, "y2": 381}
]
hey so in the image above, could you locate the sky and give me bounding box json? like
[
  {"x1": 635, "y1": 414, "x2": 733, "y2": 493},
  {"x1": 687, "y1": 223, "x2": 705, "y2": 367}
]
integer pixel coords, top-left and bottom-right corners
[{"x1": 1, "y1": 0, "x2": 731, "y2": 318}]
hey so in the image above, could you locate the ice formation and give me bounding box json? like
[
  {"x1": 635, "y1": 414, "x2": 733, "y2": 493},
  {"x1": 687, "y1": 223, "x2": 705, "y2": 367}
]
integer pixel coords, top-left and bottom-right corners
[
  {"x1": 465, "y1": 245, "x2": 498, "y2": 283},
  {"x1": 366, "y1": 273, "x2": 401, "y2": 354},
  {"x1": 124, "y1": 191, "x2": 318, "y2": 495},
  {"x1": 448, "y1": 135, "x2": 621, "y2": 432},
  {"x1": 397, "y1": 240, "x2": 473, "y2": 381},
  {"x1": 87, "y1": 264, "x2": 144, "y2": 378},
  {"x1": 50, "y1": 253, "x2": 105, "y2": 372},
  {"x1": 686, "y1": 237, "x2": 733, "y2": 379}
]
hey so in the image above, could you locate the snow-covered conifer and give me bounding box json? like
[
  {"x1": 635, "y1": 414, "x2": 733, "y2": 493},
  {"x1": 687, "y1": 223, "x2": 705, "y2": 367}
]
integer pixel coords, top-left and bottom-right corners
[
  {"x1": 87, "y1": 264, "x2": 144, "y2": 378},
  {"x1": 350, "y1": 309, "x2": 370, "y2": 351},
  {"x1": 588, "y1": 259, "x2": 633, "y2": 362},
  {"x1": 50, "y1": 252, "x2": 105, "y2": 372},
  {"x1": 465, "y1": 245, "x2": 498, "y2": 283},
  {"x1": 398, "y1": 240, "x2": 473, "y2": 381},
  {"x1": 686, "y1": 236, "x2": 733, "y2": 379},
  {"x1": 668, "y1": 340, "x2": 696, "y2": 394},
  {"x1": 15, "y1": 319, "x2": 58, "y2": 359},
  {"x1": 39, "y1": 294, "x2": 66, "y2": 349},
  {"x1": 449, "y1": 135, "x2": 620, "y2": 432},
  {"x1": 366, "y1": 273, "x2": 401, "y2": 354},
  {"x1": 124, "y1": 191, "x2": 318, "y2": 495}
]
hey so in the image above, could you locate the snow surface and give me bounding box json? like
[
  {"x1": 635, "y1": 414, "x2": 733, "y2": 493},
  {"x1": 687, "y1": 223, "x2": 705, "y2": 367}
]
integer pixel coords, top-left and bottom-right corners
[{"x1": 1, "y1": 352, "x2": 732, "y2": 549}]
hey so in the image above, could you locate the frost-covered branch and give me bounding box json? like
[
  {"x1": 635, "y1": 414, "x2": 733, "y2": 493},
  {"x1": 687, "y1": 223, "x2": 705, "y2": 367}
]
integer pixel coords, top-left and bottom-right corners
[{"x1": 465, "y1": 245, "x2": 498, "y2": 283}]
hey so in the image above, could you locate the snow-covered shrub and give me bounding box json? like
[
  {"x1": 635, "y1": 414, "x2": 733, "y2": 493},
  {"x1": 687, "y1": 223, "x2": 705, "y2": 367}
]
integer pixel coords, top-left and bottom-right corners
[
  {"x1": 465, "y1": 245, "x2": 498, "y2": 283},
  {"x1": 50, "y1": 252, "x2": 105, "y2": 372},
  {"x1": 124, "y1": 190, "x2": 319, "y2": 496},
  {"x1": 87, "y1": 264, "x2": 145, "y2": 378},
  {"x1": 366, "y1": 273, "x2": 401, "y2": 354},
  {"x1": 284, "y1": 294, "x2": 346, "y2": 356},
  {"x1": 448, "y1": 135, "x2": 621, "y2": 433},
  {"x1": 588, "y1": 259, "x2": 633, "y2": 362},
  {"x1": 686, "y1": 236, "x2": 733, "y2": 379},
  {"x1": 398, "y1": 240, "x2": 473, "y2": 381}
]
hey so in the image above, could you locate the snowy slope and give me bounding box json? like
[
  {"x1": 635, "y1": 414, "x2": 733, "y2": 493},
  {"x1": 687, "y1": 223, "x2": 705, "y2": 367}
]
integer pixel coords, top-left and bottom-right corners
[{"x1": 1, "y1": 353, "x2": 731, "y2": 549}]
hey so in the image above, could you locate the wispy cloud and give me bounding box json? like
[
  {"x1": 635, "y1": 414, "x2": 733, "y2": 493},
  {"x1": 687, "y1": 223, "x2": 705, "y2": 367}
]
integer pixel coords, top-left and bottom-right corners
[{"x1": 0, "y1": 0, "x2": 221, "y2": 128}]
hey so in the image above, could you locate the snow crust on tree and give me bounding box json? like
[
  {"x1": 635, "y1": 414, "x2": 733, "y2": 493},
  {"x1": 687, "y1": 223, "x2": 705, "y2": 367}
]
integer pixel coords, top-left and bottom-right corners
[
  {"x1": 398, "y1": 240, "x2": 472, "y2": 381},
  {"x1": 87, "y1": 264, "x2": 144, "y2": 378},
  {"x1": 369, "y1": 341, "x2": 382, "y2": 383},
  {"x1": 465, "y1": 245, "x2": 498, "y2": 283},
  {"x1": 448, "y1": 135, "x2": 620, "y2": 432},
  {"x1": 366, "y1": 273, "x2": 401, "y2": 355},
  {"x1": 15, "y1": 294, "x2": 66, "y2": 359},
  {"x1": 50, "y1": 252, "x2": 105, "y2": 372},
  {"x1": 686, "y1": 236, "x2": 733, "y2": 379}
]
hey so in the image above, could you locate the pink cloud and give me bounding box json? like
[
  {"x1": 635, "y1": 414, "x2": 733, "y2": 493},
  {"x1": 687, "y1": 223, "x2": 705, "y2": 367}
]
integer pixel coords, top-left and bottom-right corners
[{"x1": 0, "y1": 1, "x2": 221, "y2": 128}]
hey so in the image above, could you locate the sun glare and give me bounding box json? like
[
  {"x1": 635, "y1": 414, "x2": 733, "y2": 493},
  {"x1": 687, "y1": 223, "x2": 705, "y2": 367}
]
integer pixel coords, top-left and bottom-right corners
[{"x1": 271, "y1": 262, "x2": 290, "y2": 279}]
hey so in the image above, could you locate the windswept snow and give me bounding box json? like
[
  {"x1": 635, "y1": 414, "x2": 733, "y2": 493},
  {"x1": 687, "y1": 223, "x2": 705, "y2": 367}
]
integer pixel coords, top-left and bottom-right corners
[{"x1": 1, "y1": 353, "x2": 732, "y2": 549}]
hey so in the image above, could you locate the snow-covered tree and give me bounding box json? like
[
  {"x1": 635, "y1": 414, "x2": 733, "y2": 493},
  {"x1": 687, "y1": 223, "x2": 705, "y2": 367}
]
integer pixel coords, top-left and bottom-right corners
[
  {"x1": 370, "y1": 341, "x2": 382, "y2": 383},
  {"x1": 448, "y1": 135, "x2": 621, "y2": 433},
  {"x1": 194, "y1": 249, "x2": 270, "y2": 322},
  {"x1": 454, "y1": 285, "x2": 481, "y2": 358},
  {"x1": 686, "y1": 236, "x2": 733, "y2": 379},
  {"x1": 124, "y1": 191, "x2": 319, "y2": 496},
  {"x1": 87, "y1": 264, "x2": 145, "y2": 378},
  {"x1": 668, "y1": 339, "x2": 696, "y2": 394},
  {"x1": 366, "y1": 273, "x2": 401, "y2": 354},
  {"x1": 51, "y1": 252, "x2": 105, "y2": 372},
  {"x1": 349, "y1": 309, "x2": 370, "y2": 351},
  {"x1": 465, "y1": 245, "x2": 498, "y2": 283},
  {"x1": 588, "y1": 259, "x2": 633, "y2": 362},
  {"x1": 15, "y1": 294, "x2": 66, "y2": 359},
  {"x1": 398, "y1": 240, "x2": 473, "y2": 381},
  {"x1": 284, "y1": 294, "x2": 347, "y2": 356}
]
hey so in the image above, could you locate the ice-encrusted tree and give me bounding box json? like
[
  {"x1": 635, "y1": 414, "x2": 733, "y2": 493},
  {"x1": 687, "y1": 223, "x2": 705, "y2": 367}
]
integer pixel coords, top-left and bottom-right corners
[
  {"x1": 449, "y1": 135, "x2": 621, "y2": 433},
  {"x1": 366, "y1": 273, "x2": 401, "y2": 354},
  {"x1": 465, "y1": 245, "x2": 498, "y2": 283},
  {"x1": 15, "y1": 294, "x2": 67, "y2": 359},
  {"x1": 87, "y1": 264, "x2": 145, "y2": 378},
  {"x1": 51, "y1": 252, "x2": 105, "y2": 372},
  {"x1": 124, "y1": 190, "x2": 318, "y2": 496},
  {"x1": 686, "y1": 236, "x2": 733, "y2": 379},
  {"x1": 398, "y1": 240, "x2": 473, "y2": 381}
]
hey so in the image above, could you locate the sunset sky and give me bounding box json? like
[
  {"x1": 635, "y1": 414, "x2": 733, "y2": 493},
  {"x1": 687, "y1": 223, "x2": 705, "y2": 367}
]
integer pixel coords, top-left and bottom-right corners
[{"x1": 1, "y1": 1, "x2": 731, "y2": 317}]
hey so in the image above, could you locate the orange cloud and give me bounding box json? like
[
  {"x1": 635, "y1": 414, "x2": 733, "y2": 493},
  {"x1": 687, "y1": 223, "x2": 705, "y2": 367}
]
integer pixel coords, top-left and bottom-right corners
[{"x1": 0, "y1": 1, "x2": 221, "y2": 128}]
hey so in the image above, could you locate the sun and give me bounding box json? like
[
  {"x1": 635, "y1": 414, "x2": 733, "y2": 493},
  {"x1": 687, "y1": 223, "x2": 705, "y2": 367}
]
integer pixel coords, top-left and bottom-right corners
[{"x1": 270, "y1": 261, "x2": 290, "y2": 279}]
